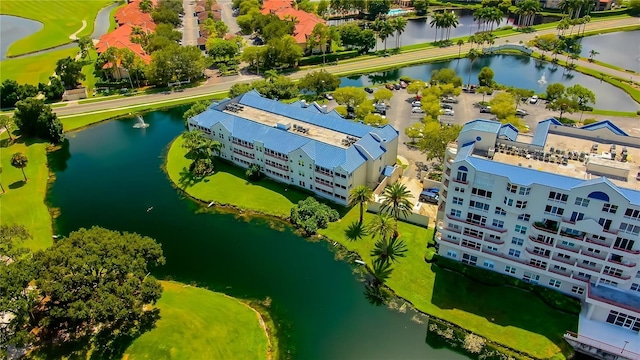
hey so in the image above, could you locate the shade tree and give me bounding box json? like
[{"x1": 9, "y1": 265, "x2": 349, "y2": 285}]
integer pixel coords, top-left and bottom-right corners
[
  {"x1": 10, "y1": 152, "x2": 28, "y2": 182},
  {"x1": 418, "y1": 122, "x2": 462, "y2": 163},
  {"x1": 333, "y1": 87, "x2": 368, "y2": 106},
  {"x1": 489, "y1": 92, "x2": 517, "y2": 119},
  {"x1": 298, "y1": 70, "x2": 340, "y2": 96},
  {"x1": 14, "y1": 98, "x2": 64, "y2": 144},
  {"x1": 290, "y1": 197, "x2": 339, "y2": 236}
]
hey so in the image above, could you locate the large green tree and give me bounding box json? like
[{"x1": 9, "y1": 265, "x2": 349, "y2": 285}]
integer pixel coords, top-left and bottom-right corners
[
  {"x1": 55, "y1": 57, "x2": 86, "y2": 90},
  {"x1": 0, "y1": 115, "x2": 15, "y2": 141},
  {"x1": 418, "y1": 122, "x2": 462, "y2": 162},
  {"x1": 477, "y1": 66, "x2": 494, "y2": 87},
  {"x1": 545, "y1": 83, "x2": 565, "y2": 102},
  {"x1": 77, "y1": 36, "x2": 95, "y2": 60},
  {"x1": 298, "y1": 70, "x2": 340, "y2": 96},
  {"x1": 290, "y1": 197, "x2": 339, "y2": 236},
  {"x1": 14, "y1": 98, "x2": 64, "y2": 144},
  {"x1": 368, "y1": 0, "x2": 391, "y2": 19},
  {"x1": 333, "y1": 87, "x2": 368, "y2": 106},
  {"x1": 146, "y1": 45, "x2": 206, "y2": 85},
  {"x1": 206, "y1": 38, "x2": 240, "y2": 62}
]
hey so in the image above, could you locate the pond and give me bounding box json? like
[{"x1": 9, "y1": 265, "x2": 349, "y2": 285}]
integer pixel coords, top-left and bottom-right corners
[
  {"x1": 578, "y1": 30, "x2": 640, "y2": 73},
  {"x1": 48, "y1": 110, "x2": 468, "y2": 360},
  {"x1": 0, "y1": 15, "x2": 43, "y2": 59},
  {"x1": 339, "y1": 54, "x2": 640, "y2": 112}
]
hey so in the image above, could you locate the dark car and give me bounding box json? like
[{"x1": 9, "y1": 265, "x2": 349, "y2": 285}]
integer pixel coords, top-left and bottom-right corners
[
  {"x1": 424, "y1": 187, "x2": 439, "y2": 194},
  {"x1": 393, "y1": 83, "x2": 401, "y2": 90},
  {"x1": 419, "y1": 191, "x2": 439, "y2": 204},
  {"x1": 441, "y1": 103, "x2": 453, "y2": 110},
  {"x1": 364, "y1": 87, "x2": 374, "y2": 94}
]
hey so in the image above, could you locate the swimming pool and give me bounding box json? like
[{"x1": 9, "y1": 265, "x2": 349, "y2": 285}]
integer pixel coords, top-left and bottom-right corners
[{"x1": 388, "y1": 8, "x2": 409, "y2": 16}]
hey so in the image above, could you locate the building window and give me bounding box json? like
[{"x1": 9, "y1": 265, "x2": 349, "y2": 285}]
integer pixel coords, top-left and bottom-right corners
[
  {"x1": 636, "y1": 270, "x2": 640, "y2": 279},
  {"x1": 515, "y1": 225, "x2": 527, "y2": 234},
  {"x1": 486, "y1": 245, "x2": 498, "y2": 252},
  {"x1": 602, "y1": 203, "x2": 618, "y2": 213},
  {"x1": 471, "y1": 187, "x2": 492, "y2": 199},
  {"x1": 619, "y1": 223, "x2": 640, "y2": 236},
  {"x1": 483, "y1": 260, "x2": 495, "y2": 269},
  {"x1": 603, "y1": 266, "x2": 624, "y2": 278},
  {"x1": 450, "y1": 209, "x2": 461, "y2": 218},
  {"x1": 517, "y1": 214, "x2": 531, "y2": 221},
  {"x1": 570, "y1": 212, "x2": 584, "y2": 222},
  {"x1": 504, "y1": 197, "x2": 514, "y2": 206},
  {"x1": 454, "y1": 186, "x2": 465, "y2": 193},
  {"x1": 518, "y1": 187, "x2": 531, "y2": 195},
  {"x1": 631, "y1": 283, "x2": 640, "y2": 293},
  {"x1": 487, "y1": 234, "x2": 501, "y2": 242},
  {"x1": 508, "y1": 249, "x2": 521, "y2": 258},
  {"x1": 492, "y1": 219, "x2": 504, "y2": 228},
  {"x1": 561, "y1": 240, "x2": 576, "y2": 249},
  {"x1": 456, "y1": 168, "x2": 468, "y2": 183},
  {"x1": 469, "y1": 200, "x2": 490, "y2": 211},
  {"x1": 549, "y1": 279, "x2": 562, "y2": 288},
  {"x1": 548, "y1": 191, "x2": 568, "y2": 203},
  {"x1": 462, "y1": 253, "x2": 478, "y2": 266},
  {"x1": 446, "y1": 250, "x2": 457, "y2": 259},
  {"x1": 511, "y1": 237, "x2": 524, "y2": 246},
  {"x1": 495, "y1": 207, "x2": 506, "y2": 216},
  {"x1": 599, "y1": 279, "x2": 618, "y2": 287},
  {"x1": 523, "y1": 272, "x2": 540, "y2": 284},
  {"x1": 615, "y1": 237, "x2": 636, "y2": 251},
  {"x1": 507, "y1": 183, "x2": 517, "y2": 193},
  {"x1": 575, "y1": 197, "x2": 590, "y2": 207},
  {"x1": 463, "y1": 227, "x2": 484, "y2": 239},
  {"x1": 461, "y1": 239, "x2": 481, "y2": 250},
  {"x1": 530, "y1": 259, "x2": 547, "y2": 268},
  {"x1": 515, "y1": 200, "x2": 527, "y2": 209},
  {"x1": 452, "y1": 197, "x2": 463, "y2": 205},
  {"x1": 606, "y1": 311, "x2": 640, "y2": 332},
  {"x1": 545, "y1": 205, "x2": 564, "y2": 216},
  {"x1": 505, "y1": 265, "x2": 516, "y2": 274},
  {"x1": 624, "y1": 208, "x2": 640, "y2": 220},
  {"x1": 466, "y1": 212, "x2": 487, "y2": 226},
  {"x1": 571, "y1": 286, "x2": 585, "y2": 295}
]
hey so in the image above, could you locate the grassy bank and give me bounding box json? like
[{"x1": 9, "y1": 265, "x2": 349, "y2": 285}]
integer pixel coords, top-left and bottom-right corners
[
  {"x1": 0, "y1": 135, "x2": 53, "y2": 250},
  {"x1": 0, "y1": 46, "x2": 79, "y2": 85},
  {"x1": 319, "y1": 208, "x2": 577, "y2": 359},
  {"x1": 166, "y1": 135, "x2": 308, "y2": 217},
  {"x1": 0, "y1": 0, "x2": 112, "y2": 56},
  {"x1": 124, "y1": 281, "x2": 270, "y2": 360}
]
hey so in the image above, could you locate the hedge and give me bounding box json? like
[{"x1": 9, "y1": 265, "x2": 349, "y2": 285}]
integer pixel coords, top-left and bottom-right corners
[{"x1": 299, "y1": 50, "x2": 360, "y2": 66}]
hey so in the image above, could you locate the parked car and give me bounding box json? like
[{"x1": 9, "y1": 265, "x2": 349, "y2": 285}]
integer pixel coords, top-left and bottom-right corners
[
  {"x1": 393, "y1": 83, "x2": 401, "y2": 90},
  {"x1": 529, "y1": 95, "x2": 539, "y2": 104},
  {"x1": 324, "y1": 93, "x2": 334, "y2": 100},
  {"x1": 441, "y1": 96, "x2": 458, "y2": 104},
  {"x1": 441, "y1": 103, "x2": 453, "y2": 110},
  {"x1": 385, "y1": 83, "x2": 395, "y2": 90},
  {"x1": 480, "y1": 106, "x2": 492, "y2": 113},
  {"x1": 516, "y1": 108, "x2": 528, "y2": 116},
  {"x1": 441, "y1": 109, "x2": 455, "y2": 116},
  {"x1": 364, "y1": 87, "x2": 374, "y2": 94},
  {"x1": 424, "y1": 187, "x2": 439, "y2": 194},
  {"x1": 412, "y1": 107, "x2": 425, "y2": 113},
  {"x1": 419, "y1": 191, "x2": 439, "y2": 204},
  {"x1": 400, "y1": 81, "x2": 407, "y2": 88},
  {"x1": 411, "y1": 100, "x2": 422, "y2": 107}
]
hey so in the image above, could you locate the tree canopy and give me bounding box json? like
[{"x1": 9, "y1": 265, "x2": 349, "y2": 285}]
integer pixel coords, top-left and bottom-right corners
[
  {"x1": 298, "y1": 70, "x2": 340, "y2": 95},
  {"x1": 290, "y1": 197, "x2": 339, "y2": 235},
  {"x1": 14, "y1": 98, "x2": 64, "y2": 144},
  {"x1": 55, "y1": 57, "x2": 86, "y2": 90},
  {"x1": 417, "y1": 122, "x2": 462, "y2": 162},
  {"x1": 333, "y1": 87, "x2": 367, "y2": 106}
]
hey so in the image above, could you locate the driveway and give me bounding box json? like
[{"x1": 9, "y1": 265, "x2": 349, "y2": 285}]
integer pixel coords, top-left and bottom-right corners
[
  {"x1": 217, "y1": 0, "x2": 241, "y2": 35},
  {"x1": 182, "y1": 0, "x2": 199, "y2": 46}
]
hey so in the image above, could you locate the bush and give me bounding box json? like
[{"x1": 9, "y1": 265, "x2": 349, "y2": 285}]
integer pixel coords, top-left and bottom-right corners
[
  {"x1": 290, "y1": 197, "x2": 339, "y2": 235},
  {"x1": 399, "y1": 76, "x2": 415, "y2": 83},
  {"x1": 189, "y1": 158, "x2": 214, "y2": 177},
  {"x1": 298, "y1": 50, "x2": 359, "y2": 66},
  {"x1": 425, "y1": 247, "x2": 437, "y2": 262},
  {"x1": 637, "y1": 110, "x2": 640, "y2": 116},
  {"x1": 582, "y1": 118, "x2": 598, "y2": 125},
  {"x1": 245, "y1": 164, "x2": 264, "y2": 181}
]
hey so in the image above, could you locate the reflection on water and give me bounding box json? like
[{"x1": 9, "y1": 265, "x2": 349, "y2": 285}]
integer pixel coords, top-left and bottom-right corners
[{"x1": 579, "y1": 30, "x2": 640, "y2": 72}]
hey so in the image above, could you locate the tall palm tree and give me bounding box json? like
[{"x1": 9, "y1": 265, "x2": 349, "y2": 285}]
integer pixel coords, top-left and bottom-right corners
[
  {"x1": 345, "y1": 221, "x2": 368, "y2": 242},
  {"x1": 371, "y1": 236, "x2": 408, "y2": 264},
  {"x1": 581, "y1": 14, "x2": 591, "y2": 36},
  {"x1": 473, "y1": 7, "x2": 488, "y2": 33},
  {"x1": 456, "y1": 39, "x2": 465, "y2": 58},
  {"x1": 367, "y1": 213, "x2": 396, "y2": 241},
  {"x1": 487, "y1": 7, "x2": 503, "y2": 32},
  {"x1": 466, "y1": 48, "x2": 480, "y2": 87},
  {"x1": 429, "y1": 12, "x2": 443, "y2": 43},
  {"x1": 441, "y1": 11, "x2": 459, "y2": 41},
  {"x1": 378, "y1": 20, "x2": 395, "y2": 52},
  {"x1": 392, "y1": 17, "x2": 408, "y2": 49},
  {"x1": 10, "y1": 152, "x2": 28, "y2": 182},
  {"x1": 588, "y1": 49, "x2": 599, "y2": 62},
  {"x1": 350, "y1": 185, "x2": 374, "y2": 224},
  {"x1": 371, "y1": 17, "x2": 385, "y2": 52},
  {"x1": 380, "y1": 181, "x2": 414, "y2": 222},
  {"x1": 556, "y1": 17, "x2": 570, "y2": 36}
]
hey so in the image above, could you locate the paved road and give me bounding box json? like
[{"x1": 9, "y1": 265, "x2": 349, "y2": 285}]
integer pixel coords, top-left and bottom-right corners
[
  {"x1": 218, "y1": 0, "x2": 241, "y2": 35},
  {"x1": 182, "y1": 0, "x2": 198, "y2": 46},
  {"x1": 53, "y1": 16, "x2": 639, "y2": 118}
]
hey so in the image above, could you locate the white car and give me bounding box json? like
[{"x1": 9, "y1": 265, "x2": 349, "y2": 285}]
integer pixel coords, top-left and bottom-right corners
[
  {"x1": 411, "y1": 100, "x2": 421, "y2": 107},
  {"x1": 529, "y1": 95, "x2": 539, "y2": 104},
  {"x1": 441, "y1": 109, "x2": 455, "y2": 116},
  {"x1": 324, "y1": 93, "x2": 334, "y2": 100},
  {"x1": 411, "y1": 107, "x2": 424, "y2": 113}
]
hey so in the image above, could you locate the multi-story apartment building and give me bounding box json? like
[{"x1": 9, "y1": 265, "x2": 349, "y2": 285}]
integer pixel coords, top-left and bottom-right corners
[
  {"x1": 436, "y1": 119, "x2": 640, "y2": 359},
  {"x1": 187, "y1": 90, "x2": 399, "y2": 206}
]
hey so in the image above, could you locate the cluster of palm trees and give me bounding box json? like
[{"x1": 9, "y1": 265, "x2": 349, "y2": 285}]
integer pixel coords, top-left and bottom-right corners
[
  {"x1": 429, "y1": 11, "x2": 459, "y2": 43},
  {"x1": 559, "y1": 0, "x2": 594, "y2": 19},
  {"x1": 347, "y1": 181, "x2": 414, "y2": 287},
  {"x1": 556, "y1": 15, "x2": 591, "y2": 37},
  {"x1": 514, "y1": 0, "x2": 542, "y2": 27},
  {"x1": 472, "y1": 7, "x2": 504, "y2": 33},
  {"x1": 370, "y1": 17, "x2": 408, "y2": 52}
]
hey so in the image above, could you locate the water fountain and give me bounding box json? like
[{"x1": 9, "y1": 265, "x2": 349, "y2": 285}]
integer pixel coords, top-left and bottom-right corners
[
  {"x1": 133, "y1": 115, "x2": 149, "y2": 128},
  {"x1": 537, "y1": 73, "x2": 547, "y2": 85}
]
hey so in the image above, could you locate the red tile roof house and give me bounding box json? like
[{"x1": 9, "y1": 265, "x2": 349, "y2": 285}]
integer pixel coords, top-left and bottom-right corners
[
  {"x1": 261, "y1": 0, "x2": 326, "y2": 51},
  {"x1": 96, "y1": 0, "x2": 155, "y2": 80}
]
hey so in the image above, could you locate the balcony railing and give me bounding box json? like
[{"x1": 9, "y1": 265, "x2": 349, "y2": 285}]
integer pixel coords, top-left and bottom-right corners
[
  {"x1": 481, "y1": 247, "x2": 528, "y2": 265},
  {"x1": 571, "y1": 273, "x2": 590, "y2": 283},
  {"x1": 265, "y1": 162, "x2": 289, "y2": 172},
  {"x1": 576, "y1": 262, "x2": 600, "y2": 272},
  {"x1": 564, "y1": 331, "x2": 640, "y2": 360},
  {"x1": 443, "y1": 179, "x2": 449, "y2": 187},
  {"x1": 551, "y1": 255, "x2": 576, "y2": 266},
  {"x1": 436, "y1": 234, "x2": 460, "y2": 246},
  {"x1": 549, "y1": 267, "x2": 572, "y2": 278},
  {"x1": 525, "y1": 260, "x2": 548, "y2": 270},
  {"x1": 559, "y1": 231, "x2": 584, "y2": 241},
  {"x1": 232, "y1": 149, "x2": 255, "y2": 159},
  {"x1": 608, "y1": 258, "x2": 637, "y2": 268},
  {"x1": 603, "y1": 228, "x2": 618, "y2": 235},
  {"x1": 612, "y1": 246, "x2": 640, "y2": 255},
  {"x1": 484, "y1": 235, "x2": 505, "y2": 245},
  {"x1": 585, "y1": 237, "x2": 612, "y2": 249},
  {"x1": 314, "y1": 179, "x2": 334, "y2": 189},
  {"x1": 561, "y1": 217, "x2": 576, "y2": 225},
  {"x1": 445, "y1": 168, "x2": 451, "y2": 177},
  {"x1": 232, "y1": 140, "x2": 254, "y2": 150},
  {"x1": 528, "y1": 236, "x2": 554, "y2": 248},
  {"x1": 579, "y1": 248, "x2": 607, "y2": 261},
  {"x1": 526, "y1": 247, "x2": 550, "y2": 259},
  {"x1": 446, "y1": 214, "x2": 507, "y2": 234},
  {"x1": 452, "y1": 178, "x2": 468, "y2": 185},
  {"x1": 601, "y1": 271, "x2": 631, "y2": 280},
  {"x1": 555, "y1": 242, "x2": 580, "y2": 253},
  {"x1": 265, "y1": 152, "x2": 288, "y2": 161},
  {"x1": 532, "y1": 222, "x2": 558, "y2": 235}
]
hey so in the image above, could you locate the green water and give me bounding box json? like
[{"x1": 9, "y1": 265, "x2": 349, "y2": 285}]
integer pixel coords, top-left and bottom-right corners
[{"x1": 49, "y1": 109, "x2": 467, "y2": 359}]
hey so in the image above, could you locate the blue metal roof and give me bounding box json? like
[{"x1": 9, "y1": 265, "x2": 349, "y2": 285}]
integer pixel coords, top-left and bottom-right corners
[
  {"x1": 460, "y1": 119, "x2": 502, "y2": 134},
  {"x1": 382, "y1": 165, "x2": 395, "y2": 177},
  {"x1": 580, "y1": 120, "x2": 629, "y2": 136},
  {"x1": 531, "y1": 118, "x2": 562, "y2": 147},
  {"x1": 498, "y1": 124, "x2": 518, "y2": 141},
  {"x1": 355, "y1": 134, "x2": 385, "y2": 159}
]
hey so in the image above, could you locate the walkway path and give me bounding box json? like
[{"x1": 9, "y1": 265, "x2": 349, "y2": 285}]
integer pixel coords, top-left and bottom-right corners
[
  {"x1": 51, "y1": 16, "x2": 639, "y2": 118},
  {"x1": 69, "y1": 20, "x2": 87, "y2": 40}
]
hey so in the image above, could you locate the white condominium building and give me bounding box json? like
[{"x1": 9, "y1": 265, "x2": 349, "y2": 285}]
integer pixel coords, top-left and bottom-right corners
[
  {"x1": 436, "y1": 119, "x2": 640, "y2": 359},
  {"x1": 187, "y1": 90, "x2": 400, "y2": 206}
]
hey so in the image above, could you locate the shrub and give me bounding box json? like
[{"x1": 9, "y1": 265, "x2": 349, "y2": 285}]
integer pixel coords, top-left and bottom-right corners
[
  {"x1": 582, "y1": 118, "x2": 597, "y2": 125},
  {"x1": 190, "y1": 158, "x2": 214, "y2": 177},
  {"x1": 399, "y1": 76, "x2": 415, "y2": 83},
  {"x1": 463, "y1": 333, "x2": 486, "y2": 354},
  {"x1": 424, "y1": 247, "x2": 436, "y2": 262},
  {"x1": 245, "y1": 164, "x2": 264, "y2": 181},
  {"x1": 637, "y1": 110, "x2": 640, "y2": 116},
  {"x1": 290, "y1": 197, "x2": 339, "y2": 235},
  {"x1": 298, "y1": 50, "x2": 359, "y2": 66}
]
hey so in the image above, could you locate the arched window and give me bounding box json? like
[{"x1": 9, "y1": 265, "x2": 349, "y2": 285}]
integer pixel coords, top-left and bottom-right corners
[
  {"x1": 456, "y1": 166, "x2": 468, "y2": 183},
  {"x1": 587, "y1": 191, "x2": 610, "y2": 202}
]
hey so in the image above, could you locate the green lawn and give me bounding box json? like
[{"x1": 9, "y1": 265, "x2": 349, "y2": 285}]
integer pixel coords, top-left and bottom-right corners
[
  {"x1": 81, "y1": 49, "x2": 100, "y2": 95},
  {"x1": 165, "y1": 135, "x2": 309, "y2": 217},
  {"x1": 0, "y1": 46, "x2": 79, "y2": 85},
  {"x1": 0, "y1": 135, "x2": 53, "y2": 250},
  {"x1": 319, "y1": 208, "x2": 577, "y2": 359},
  {"x1": 124, "y1": 281, "x2": 269, "y2": 360},
  {"x1": 0, "y1": 0, "x2": 113, "y2": 56}
]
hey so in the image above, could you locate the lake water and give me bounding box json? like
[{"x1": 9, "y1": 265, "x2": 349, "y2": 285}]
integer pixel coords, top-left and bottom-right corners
[
  {"x1": 578, "y1": 30, "x2": 640, "y2": 73},
  {"x1": 0, "y1": 15, "x2": 43, "y2": 59},
  {"x1": 340, "y1": 54, "x2": 640, "y2": 112},
  {"x1": 48, "y1": 110, "x2": 467, "y2": 360}
]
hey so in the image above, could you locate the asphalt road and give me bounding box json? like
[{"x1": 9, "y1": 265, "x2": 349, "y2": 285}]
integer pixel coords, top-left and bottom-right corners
[
  {"x1": 182, "y1": 0, "x2": 198, "y2": 46},
  {"x1": 53, "y1": 16, "x2": 639, "y2": 118}
]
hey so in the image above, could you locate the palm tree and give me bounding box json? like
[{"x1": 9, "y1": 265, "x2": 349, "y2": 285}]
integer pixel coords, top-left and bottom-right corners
[
  {"x1": 371, "y1": 17, "x2": 385, "y2": 51},
  {"x1": 350, "y1": 185, "x2": 374, "y2": 224},
  {"x1": 581, "y1": 14, "x2": 591, "y2": 36},
  {"x1": 367, "y1": 213, "x2": 396, "y2": 241},
  {"x1": 588, "y1": 49, "x2": 599, "y2": 62},
  {"x1": 345, "y1": 221, "x2": 368, "y2": 242},
  {"x1": 456, "y1": 39, "x2": 465, "y2": 58},
  {"x1": 392, "y1": 17, "x2": 408, "y2": 49},
  {"x1": 556, "y1": 17, "x2": 570, "y2": 36},
  {"x1": 429, "y1": 12, "x2": 442, "y2": 43},
  {"x1": 0, "y1": 166, "x2": 5, "y2": 193},
  {"x1": 264, "y1": 70, "x2": 279, "y2": 82},
  {"x1": 486, "y1": 7, "x2": 503, "y2": 32},
  {"x1": 0, "y1": 115, "x2": 14, "y2": 141},
  {"x1": 441, "y1": 11, "x2": 459, "y2": 41},
  {"x1": 371, "y1": 236, "x2": 408, "y2": 264},
  {"x1": 466, "y1": 48, "x2": 480, "y2": 88},
  {"x1": 11, "y1": 152, "x2": 28, "y2": 182},
  {"x1": 473, "y1": 7, "x2": 488, "y2": 33},
  {"x1": 380, "y1": 182, "x2": 413, "y2": 222},
  {"x1": 378, "y1": 20, "x2": 395, "y2": 52}
]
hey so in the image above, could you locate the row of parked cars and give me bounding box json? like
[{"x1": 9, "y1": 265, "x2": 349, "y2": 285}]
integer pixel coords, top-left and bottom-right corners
[{"x1": 411, "y1": 96, "x2": 457, "y2": 116}]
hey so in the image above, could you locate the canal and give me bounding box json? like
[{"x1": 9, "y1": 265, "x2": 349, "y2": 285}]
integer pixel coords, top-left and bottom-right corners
[{"x1": 48, "y1": 110, "x2": 467, "y2": 359}]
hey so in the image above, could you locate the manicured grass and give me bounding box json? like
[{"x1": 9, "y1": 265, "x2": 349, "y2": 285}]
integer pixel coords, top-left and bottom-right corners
[
  {"x1": 589, "y1": 109, "x2": 639, "y2": 117},
  {"x1": 166, "y1": 135, "x2": 309, "y2": 217},
  {"x1": 109, "y1": 2, "x2": 126, "y2": 32},
  {"x1": 0, "y1": 135, "x2": 53, "y2": 250},
  {"x1": 0, "y1": 46, "x2": 79, "y2": 85},
  {"x1": 0, "y1": 0, "x2": 113, "y2": 56},
  {"x1": 319, "y1": 208, "x2": 578, "y2": 359},
  {"x1": 80, "y1": 49, "x2": 99, "y2": 94},
  {"x1": 124, "y1": 281, "x2": 269, "y2": 360}
]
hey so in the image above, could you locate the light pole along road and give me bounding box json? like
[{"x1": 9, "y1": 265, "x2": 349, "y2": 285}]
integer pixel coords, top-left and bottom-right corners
[{"x1": 54, "y1": 16, "x2": 639, "y2": 119}]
